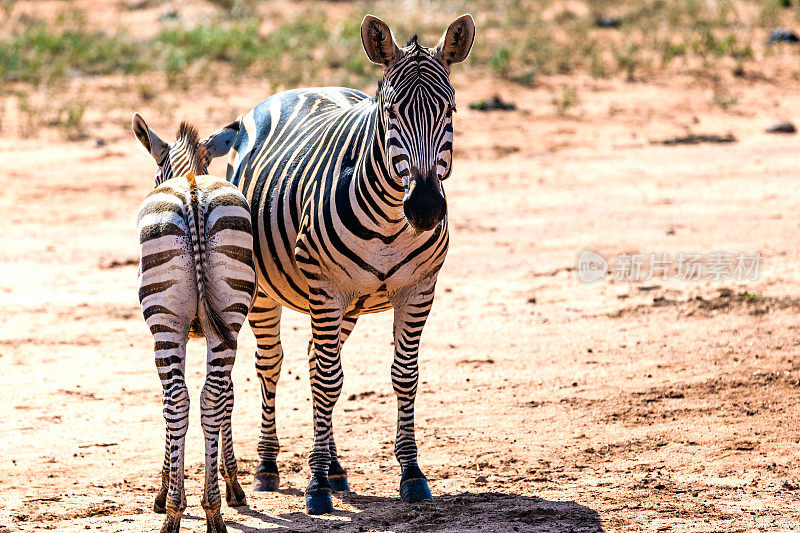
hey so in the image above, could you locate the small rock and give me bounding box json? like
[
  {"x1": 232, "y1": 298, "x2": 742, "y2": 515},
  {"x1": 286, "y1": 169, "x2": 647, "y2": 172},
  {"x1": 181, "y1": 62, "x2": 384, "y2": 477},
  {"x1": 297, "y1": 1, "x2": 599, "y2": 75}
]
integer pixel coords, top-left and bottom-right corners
[
  {"x1": 526, "y1": 296, "x2": 537, "y2": 304},
  {"x1": 595, "y1": 16, "x2": 621, "y2": 28},
  {"x1": 475, "y1": 475, "x2": 487, "y2": 484},
  {"x1": 95, "y1": 138, "x2": 106, "y2": 147},
  {"x1": 766, "y1": 120, "x2": 796, "y2": 134},
  {"x1": 767, "y1": 29, "x2": 800, "y2": 44},
  {"x1": 159, "y1": 9, "x2": 179, "y2": 21},
  {"x1": 658, "y1": 133, "x2": 737, "y2": 145},
  {"x1": 470, "y1": 96, "x2": 516, "y2": 112},
  {"x1": 125, "y1": 0, "x2": 149, "y2": 10}
]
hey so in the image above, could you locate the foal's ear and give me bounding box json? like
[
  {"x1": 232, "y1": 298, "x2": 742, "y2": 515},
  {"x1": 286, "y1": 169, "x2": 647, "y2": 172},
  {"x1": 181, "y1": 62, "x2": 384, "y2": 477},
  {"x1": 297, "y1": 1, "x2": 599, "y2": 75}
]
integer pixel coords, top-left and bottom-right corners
[
  {"x1": 132, "y1": 112, "x2": 168, "y2": 160},
  {"x1": 434, "y1": 14, "x2": 476, "y2": 66},
  {"x1": 361, "y1": 15, "x2": 400, "y2": 66},
  {"x1": 201, "y1": 118, "x2": 241, "y2": 159}
]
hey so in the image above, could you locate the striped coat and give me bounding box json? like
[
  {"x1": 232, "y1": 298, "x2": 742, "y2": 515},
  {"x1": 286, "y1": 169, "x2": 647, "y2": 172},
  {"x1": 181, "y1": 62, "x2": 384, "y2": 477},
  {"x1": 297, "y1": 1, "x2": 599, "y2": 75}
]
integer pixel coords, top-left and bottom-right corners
[
  {"x1": 203, "y1": 13, "x2": 475, "y2": 514},
  {"x1": 133, "y1": 115, "x2": 255, "y2": 533}
]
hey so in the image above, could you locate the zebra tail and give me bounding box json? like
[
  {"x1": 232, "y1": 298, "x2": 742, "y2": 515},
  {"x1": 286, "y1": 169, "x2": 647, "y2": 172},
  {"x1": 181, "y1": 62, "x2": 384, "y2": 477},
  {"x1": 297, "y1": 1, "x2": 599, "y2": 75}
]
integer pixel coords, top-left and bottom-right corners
[{"x1": 185, "y1": 173, "x2": 235, "y2": 350}]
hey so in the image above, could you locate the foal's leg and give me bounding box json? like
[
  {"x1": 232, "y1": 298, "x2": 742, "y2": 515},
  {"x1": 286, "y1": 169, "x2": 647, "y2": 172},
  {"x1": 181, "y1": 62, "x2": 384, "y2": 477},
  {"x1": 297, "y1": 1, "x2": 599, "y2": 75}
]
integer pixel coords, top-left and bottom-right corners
[
  {"x1": 156, "y1": 340, "x2": 190, "y2": 533},
  {"x1": 200, "y1": 333, "x2": 237, "y2": 533},
  {"x1": 327, "y1": 315, "x2": 357, "y2": 492},
  {"x1": 153, "y1": 435, "x2": 170, "y2": 513},
  {"x1": 218, "y1": 380, "x2": 246, "y2": 507},
  {"x1": 249, "y1": 292, "x2": 285, "y2": 491}
]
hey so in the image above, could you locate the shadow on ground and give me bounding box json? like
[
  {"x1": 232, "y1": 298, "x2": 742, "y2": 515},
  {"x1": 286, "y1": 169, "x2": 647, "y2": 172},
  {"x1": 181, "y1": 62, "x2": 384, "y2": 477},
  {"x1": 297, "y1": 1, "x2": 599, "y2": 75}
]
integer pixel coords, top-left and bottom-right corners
[{"x1": 222, "y1": 491, "x2": 603, "y2": 532}]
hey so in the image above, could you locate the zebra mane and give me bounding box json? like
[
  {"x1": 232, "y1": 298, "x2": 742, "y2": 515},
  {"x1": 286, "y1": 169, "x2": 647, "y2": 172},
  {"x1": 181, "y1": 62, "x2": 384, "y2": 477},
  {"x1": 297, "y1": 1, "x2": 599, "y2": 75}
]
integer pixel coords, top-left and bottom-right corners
[
  {"x1": 176, "y1": 121, "x2": 210, "y2": 175},
  {"x1": 406, "y1": 34, "x2": 419, "y2": 47}
]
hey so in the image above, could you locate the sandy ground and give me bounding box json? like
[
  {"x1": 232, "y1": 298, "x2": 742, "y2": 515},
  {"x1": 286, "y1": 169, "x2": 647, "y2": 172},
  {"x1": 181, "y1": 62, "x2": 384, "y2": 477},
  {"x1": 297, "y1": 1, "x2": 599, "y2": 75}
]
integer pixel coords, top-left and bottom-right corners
[{"x1": 3, "y1": 25, "x2": 800, "y2": 533}]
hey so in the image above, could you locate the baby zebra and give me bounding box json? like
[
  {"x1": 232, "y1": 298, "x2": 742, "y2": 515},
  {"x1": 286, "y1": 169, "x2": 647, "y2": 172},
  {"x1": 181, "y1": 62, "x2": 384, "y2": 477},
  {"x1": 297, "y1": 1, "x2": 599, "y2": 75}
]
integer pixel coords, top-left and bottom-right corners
[{"x1": 133, "y1": 113, "x2": 256, "y2": 533}]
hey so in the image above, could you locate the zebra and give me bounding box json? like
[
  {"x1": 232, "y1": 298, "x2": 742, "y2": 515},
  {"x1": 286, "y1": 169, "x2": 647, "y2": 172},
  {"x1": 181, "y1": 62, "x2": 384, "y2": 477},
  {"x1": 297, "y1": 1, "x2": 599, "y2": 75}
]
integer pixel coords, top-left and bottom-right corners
[
  {"x1": 202, "y1": 13, "x2": 475, "y2": 514},
  {"x1": 133, "y1": 113, "x2": 256, "y2": 533}
]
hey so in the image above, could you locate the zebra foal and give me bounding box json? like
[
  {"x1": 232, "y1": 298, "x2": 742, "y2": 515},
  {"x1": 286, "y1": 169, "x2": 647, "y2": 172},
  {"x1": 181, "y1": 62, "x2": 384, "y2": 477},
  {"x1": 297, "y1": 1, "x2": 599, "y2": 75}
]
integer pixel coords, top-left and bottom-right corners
[
  {"x1": 133, "y1": 114, "x2": 255, "y2": 533},
  {"x1": 203, "y1": 14, "x2": 475, "y2": 514}
]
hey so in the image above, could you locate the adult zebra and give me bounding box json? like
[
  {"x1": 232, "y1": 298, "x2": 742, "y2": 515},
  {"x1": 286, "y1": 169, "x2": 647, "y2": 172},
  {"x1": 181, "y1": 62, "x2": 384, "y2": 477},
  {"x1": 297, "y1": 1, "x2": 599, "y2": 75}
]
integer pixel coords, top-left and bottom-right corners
[{"x1": 204, "y1": 13, "x2": 475, "y2": 514}]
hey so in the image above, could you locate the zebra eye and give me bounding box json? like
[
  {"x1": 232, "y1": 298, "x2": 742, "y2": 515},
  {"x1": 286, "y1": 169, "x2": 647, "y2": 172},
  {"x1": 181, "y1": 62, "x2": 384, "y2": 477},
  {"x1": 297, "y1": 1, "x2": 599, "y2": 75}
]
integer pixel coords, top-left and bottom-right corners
[
  {"x1": 386, "y1": 106, "x2": 397, "y2": 120},
  {"x1": 446, "y1": 104, "x2": 456, "y2": 119}
]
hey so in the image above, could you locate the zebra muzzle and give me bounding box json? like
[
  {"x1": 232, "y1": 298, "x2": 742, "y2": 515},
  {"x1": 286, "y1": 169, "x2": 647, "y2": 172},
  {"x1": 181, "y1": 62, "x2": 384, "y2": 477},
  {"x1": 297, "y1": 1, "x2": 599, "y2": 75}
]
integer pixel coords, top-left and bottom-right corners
[{"x1": 402, "y1": 176, "x2": 447, "y2": 232}]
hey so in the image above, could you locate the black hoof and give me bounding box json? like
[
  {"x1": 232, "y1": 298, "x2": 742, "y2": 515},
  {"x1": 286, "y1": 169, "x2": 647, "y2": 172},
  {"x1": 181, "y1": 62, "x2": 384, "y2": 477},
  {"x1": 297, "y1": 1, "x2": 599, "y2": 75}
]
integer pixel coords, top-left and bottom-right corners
[
  {"x1": 253, "y1": 460, "x2": 279, "y2": 492},
  {"x1": 328, "y1": 460, "x2": 350, "y2": 492},
  {"x1": 205, "y1": 509, "x2": 226, "y2": 533},
  {"x1": 400, "y1": 464, "x2": 433, "y2": 503},
  {"x1": 305, "y1": 474, "x2": 333, "y2": 515},
  {"x1": 225, "y1": 478, "x2": 247, "y2": 507},
  {"x1": 154, "y1": 472, "x2": 168, "y2": 513},
  {"x1": 153, "y1": 491, "x2": 167, "y2": 514}
]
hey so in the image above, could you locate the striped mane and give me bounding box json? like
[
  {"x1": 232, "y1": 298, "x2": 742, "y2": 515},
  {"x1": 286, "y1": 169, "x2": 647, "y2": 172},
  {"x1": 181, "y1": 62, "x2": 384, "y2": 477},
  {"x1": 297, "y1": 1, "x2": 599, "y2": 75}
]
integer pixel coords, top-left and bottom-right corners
[{"x1": 176, "y1": 121, "x2": 210, "y2": 176}]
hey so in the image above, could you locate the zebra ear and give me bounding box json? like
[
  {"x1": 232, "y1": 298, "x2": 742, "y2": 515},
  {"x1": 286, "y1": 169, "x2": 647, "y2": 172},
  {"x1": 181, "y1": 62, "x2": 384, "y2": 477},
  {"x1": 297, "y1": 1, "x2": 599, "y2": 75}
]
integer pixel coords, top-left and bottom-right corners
[
  {"x1": 132, "y1": 113, "x2": 168, "y2": 160},
  {"x1": 361, "y1": 15, "x2": 399, "y2": 66},
  {"x1": 201, "y1": 118, "x2": 241, "y2": 159},
  {"x1": 435, "y1": 14, "x2": 475, "y2": 66}
]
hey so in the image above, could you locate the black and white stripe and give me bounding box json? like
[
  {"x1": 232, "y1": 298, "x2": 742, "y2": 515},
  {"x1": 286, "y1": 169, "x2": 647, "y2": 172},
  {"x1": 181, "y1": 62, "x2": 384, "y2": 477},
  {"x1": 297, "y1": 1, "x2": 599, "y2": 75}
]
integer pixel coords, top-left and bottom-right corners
[
  {"x1": 133, "y1": 114, "x2": 255, "y2": 533},
  {"x1": 203, "y1": 14, "x2": 475, "y2": 513}
]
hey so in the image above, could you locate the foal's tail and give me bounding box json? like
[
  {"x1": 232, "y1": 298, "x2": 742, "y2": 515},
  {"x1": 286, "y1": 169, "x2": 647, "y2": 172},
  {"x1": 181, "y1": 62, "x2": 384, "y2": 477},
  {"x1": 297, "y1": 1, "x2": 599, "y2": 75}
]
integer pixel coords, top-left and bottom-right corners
[{"x1": 178, "y1": 122, "x2": 236, "y2": 350}]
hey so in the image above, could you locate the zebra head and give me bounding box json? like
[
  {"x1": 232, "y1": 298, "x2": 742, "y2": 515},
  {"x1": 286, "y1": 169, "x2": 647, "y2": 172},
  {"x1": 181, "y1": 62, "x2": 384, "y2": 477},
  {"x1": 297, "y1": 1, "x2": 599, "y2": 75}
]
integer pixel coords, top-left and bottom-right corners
[
  {"x1": 132, "y1": 113, "x2": 211, "y2": 186},
  {"x1": 362, "y1": 14, "x2": 475, "y2": 232}
]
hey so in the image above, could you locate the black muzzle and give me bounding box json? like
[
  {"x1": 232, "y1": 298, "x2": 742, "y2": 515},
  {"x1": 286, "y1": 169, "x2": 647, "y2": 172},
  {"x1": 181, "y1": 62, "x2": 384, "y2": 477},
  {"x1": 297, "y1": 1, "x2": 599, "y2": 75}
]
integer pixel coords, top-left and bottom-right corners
[{"x1": 403, "y1": 172, "x2": 447, "y2": 231}]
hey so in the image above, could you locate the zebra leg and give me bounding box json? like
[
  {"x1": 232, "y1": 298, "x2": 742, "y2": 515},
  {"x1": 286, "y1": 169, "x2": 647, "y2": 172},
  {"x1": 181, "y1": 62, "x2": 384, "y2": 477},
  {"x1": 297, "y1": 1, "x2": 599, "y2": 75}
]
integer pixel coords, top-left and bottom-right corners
[
  {"x1": 200, "y1": 336, "x2": 236, "y2": 533},
  {"x1": 218, "y1": 381, "x2": 246, "y2": 507},
  {"x1": 327, "y1": 315, "x2": 357, "y2": 492},
  {"x1": 157, "y1": 343, "x2": 190, "y2": 533},
  {"x1": 392, "y1": 285, "x2": 436, "y2": 503},
  {"x1": 153, "y1": 436, "x2": 170, "y2": 513},
  {"x1": 305, "y1": 289, "x2": 346, "y2": 514},
  {"x1": 249, "y1": 293, "x2": 284, "y2": 492}
]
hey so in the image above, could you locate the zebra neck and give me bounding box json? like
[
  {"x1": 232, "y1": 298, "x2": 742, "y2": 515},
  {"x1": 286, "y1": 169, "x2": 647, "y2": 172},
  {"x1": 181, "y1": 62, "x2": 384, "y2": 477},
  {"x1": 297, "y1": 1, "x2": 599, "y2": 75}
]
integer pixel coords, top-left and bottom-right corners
[{"x1": 351, "y1": 109, "x2": 407, "y2": 228}]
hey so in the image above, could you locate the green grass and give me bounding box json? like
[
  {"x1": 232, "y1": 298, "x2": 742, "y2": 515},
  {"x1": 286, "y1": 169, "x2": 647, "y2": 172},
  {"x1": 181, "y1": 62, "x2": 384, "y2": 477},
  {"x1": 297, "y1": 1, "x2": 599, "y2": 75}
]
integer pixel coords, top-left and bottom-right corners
[
  {"x1": 0, "y1": 16, "x2": 340, "y2": 88},
  {"x1": 1, "y1": 1, "x2": 799, "y2": 139},
  {"x1": 0, "y1": 21, "x2": 149, "y2": 85},
  {"x1": 0, "y1": 0, "x2": 790, "y2": 90},
  {"x1": 554, "y1": 86, "x2": 579, "y2": 117}
]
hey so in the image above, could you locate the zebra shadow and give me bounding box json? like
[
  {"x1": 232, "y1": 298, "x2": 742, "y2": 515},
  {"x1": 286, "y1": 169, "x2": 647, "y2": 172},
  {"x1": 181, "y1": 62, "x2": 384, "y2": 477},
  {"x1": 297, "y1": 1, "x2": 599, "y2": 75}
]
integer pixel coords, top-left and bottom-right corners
[{"x1": 222, "y1": 490, "x2": 604, "y2": 532}]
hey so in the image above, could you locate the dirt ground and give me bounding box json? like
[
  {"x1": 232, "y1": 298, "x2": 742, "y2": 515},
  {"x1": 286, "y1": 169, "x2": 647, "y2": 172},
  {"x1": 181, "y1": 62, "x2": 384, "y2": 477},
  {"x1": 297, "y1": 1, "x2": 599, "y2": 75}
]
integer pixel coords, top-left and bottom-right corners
[{"x1": 4, "y1": 9, "x2": 800, "y2": 533}]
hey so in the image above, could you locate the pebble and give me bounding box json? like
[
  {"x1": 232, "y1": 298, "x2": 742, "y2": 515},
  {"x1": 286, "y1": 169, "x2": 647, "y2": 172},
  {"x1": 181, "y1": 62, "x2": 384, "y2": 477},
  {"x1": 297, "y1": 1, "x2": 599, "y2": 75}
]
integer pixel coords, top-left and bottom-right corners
[
  {"x1": 766, "y1": 120, "x2": 796, "y2": 134},
  {"x1": 470, "y1": 96, "x2": 516, "y2": 112},
  {"x1": 475, "y1": 475, "x2": 487, "y2": 484},
  {"x1": 595, "y1": 16, "x2": 621, "y2": 28},
  {"x1": 767, "y1": 29, "x2": 800, "y2": 44}
]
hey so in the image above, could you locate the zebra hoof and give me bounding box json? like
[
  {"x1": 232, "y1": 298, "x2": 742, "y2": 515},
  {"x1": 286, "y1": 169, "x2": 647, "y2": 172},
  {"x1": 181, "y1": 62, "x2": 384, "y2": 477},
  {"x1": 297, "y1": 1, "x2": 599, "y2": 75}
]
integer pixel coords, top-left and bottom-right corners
[
  {"x1": 153, "y1": 491, "x2": 167, "y2": 514},
  {"x1": 154, "y1": 472, "x2": 169, "y2": 513},
  {"x1": 225, "y1": 478, "x2": 247, "y2": 507},
  {"x1": 400, "y1": 464, "x2": 433, "y2": 503},
  {"x1": 328, "y1": 461, "x2": 350, "y2": 492},
  {"x1": 253, "y1": 460, "x2": 279, "y2": 492},
  {"x1": 305, "y1": 475, "x2": 333, "y2": 515}
]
